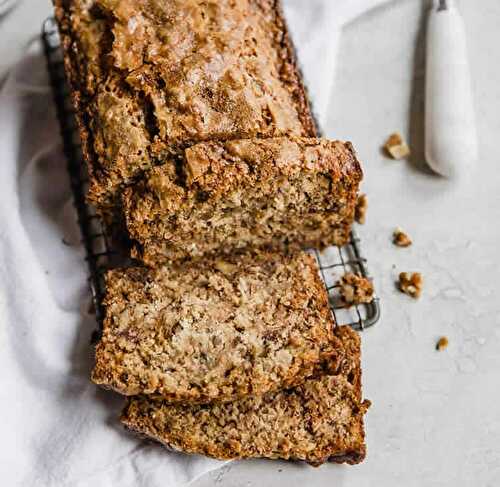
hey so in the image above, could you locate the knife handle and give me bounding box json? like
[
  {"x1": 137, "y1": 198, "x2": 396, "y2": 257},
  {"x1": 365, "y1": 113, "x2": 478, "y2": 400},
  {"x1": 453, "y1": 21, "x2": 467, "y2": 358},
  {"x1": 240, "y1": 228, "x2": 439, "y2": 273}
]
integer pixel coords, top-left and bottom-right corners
[{"x1": 425, "y1": 0, "x2": 477, "y2": 178}]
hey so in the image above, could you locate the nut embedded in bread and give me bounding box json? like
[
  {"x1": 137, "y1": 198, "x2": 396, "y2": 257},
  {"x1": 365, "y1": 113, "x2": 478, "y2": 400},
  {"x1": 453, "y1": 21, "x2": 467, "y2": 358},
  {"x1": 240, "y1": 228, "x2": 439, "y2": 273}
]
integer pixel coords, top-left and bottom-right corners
[
  {"x1": 123, "y1": 137, "x2": 363, "y2": 264},
  {"x1": 121, "y1": 326, "x2": 370, "y2": 466},
  {"x1": 53, "y1": 0, "x2": 317, "y2": 212},
  {"x1": 92, "y1": 251, "x2": 340, "y2": 404}
]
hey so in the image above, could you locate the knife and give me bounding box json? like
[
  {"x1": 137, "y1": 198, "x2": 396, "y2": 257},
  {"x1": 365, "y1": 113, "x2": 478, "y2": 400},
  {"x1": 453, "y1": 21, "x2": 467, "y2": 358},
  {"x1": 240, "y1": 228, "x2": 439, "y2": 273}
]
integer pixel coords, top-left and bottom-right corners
[{"x1": 425, "y1": 0, "x2": 478, "y2": 178}]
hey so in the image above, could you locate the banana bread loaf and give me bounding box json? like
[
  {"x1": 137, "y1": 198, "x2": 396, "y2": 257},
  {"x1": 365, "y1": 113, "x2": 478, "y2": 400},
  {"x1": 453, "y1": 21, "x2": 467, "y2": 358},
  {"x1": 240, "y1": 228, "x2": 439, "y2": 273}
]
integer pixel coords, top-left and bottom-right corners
[
  {"x1": 53, "y1": 0, "x2": 317, "y2": 213},
  {"x1": 124, "y1": 137, "x2": 362, "y2": 264},
  {"x1": 121, "y1": 326, "x2": 370, "y2": 466},
  {"x1": 92, "y1": 251, "x2": 339, "y2": 403}
]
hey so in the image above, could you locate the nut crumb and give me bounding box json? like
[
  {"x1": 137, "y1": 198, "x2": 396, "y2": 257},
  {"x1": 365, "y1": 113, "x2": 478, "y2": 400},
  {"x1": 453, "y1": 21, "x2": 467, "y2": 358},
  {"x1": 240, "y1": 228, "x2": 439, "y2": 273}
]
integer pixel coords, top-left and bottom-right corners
[
  {"x1": 393, "y1": 228, "x2": 412, "y2": 247},
  {"x1": 214, "y1": 260, "x2": 237, "y2": 275},
  {"x1": 398, "y1": 272, "x2": 422, "y2": 299},
  {"x1": 384, "y1": 133, "x2": 410, "y2": 160},
  {"x1": 355, "y1": 194, "x2": 368, "y2": 224},
  {"x1": 436, "y1": 337, "x2": 449, "y2": 351},
  {"x1": 337, "y1": 273, "x2": 374, "y2": 306}
]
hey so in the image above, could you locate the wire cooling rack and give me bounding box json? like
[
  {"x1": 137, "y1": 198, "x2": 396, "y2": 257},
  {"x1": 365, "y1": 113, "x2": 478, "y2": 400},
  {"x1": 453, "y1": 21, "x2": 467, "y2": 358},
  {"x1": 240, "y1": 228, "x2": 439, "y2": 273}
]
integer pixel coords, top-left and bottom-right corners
[{"x1": 42, "y1": 18, "x2": 380, "y2": 332}]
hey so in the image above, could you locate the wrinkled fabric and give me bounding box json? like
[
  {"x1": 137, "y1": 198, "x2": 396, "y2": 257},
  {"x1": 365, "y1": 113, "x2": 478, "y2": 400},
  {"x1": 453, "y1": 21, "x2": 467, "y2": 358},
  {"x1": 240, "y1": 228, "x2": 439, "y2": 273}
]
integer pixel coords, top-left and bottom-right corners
[{"x1": 0, "y1": 1, "x2": 390, "y2": 486}]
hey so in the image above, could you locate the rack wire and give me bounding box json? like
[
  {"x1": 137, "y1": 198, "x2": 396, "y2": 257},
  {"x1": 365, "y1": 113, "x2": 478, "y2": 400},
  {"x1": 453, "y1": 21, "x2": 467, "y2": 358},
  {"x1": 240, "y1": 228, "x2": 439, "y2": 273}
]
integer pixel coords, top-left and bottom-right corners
[{"x1": 42, "y1": 17, "x2": 380, "y2": 332}]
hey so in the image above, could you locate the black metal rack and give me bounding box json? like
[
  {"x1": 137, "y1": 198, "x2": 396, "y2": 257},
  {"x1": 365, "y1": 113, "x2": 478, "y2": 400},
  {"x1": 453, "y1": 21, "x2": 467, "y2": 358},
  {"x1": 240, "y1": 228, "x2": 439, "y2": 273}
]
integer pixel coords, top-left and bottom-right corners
[{"x1": 42, "y1": 17, "x2": 380, "y2": 332}]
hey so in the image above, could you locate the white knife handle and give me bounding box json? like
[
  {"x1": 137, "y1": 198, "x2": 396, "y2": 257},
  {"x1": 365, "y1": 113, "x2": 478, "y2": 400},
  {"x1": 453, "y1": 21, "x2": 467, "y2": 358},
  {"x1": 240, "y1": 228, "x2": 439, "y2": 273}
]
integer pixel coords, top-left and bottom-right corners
[{"x1": 425, "y1": 0, "x2": 477, "y2": 178}]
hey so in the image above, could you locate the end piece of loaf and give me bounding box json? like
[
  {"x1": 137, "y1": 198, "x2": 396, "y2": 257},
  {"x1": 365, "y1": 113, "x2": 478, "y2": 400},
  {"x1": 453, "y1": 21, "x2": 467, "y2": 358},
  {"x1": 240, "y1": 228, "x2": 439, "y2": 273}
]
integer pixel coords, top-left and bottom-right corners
[
  {"x1": 92, "y1": 251, "x2": 339, "y2": 403},
  {"x1": 53, "y1": 0, "x2": 316, "y2": 211},
  {"x1": 121, "y1": 326, "x2": 370, "y2": 466},
  {"x1": 124, "y1": 137, "x2": 362, "y2": 264}
]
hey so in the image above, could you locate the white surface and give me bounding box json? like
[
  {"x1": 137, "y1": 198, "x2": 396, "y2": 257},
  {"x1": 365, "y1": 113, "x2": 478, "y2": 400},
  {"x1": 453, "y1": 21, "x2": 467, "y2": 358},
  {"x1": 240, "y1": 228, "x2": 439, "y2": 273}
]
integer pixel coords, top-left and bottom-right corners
[
  {"x1": 425, "y1": 0, "x2": 478, "y2": 178},
  {"x1": 0, "y1": 1, "x2": 499, "y2": 487}
]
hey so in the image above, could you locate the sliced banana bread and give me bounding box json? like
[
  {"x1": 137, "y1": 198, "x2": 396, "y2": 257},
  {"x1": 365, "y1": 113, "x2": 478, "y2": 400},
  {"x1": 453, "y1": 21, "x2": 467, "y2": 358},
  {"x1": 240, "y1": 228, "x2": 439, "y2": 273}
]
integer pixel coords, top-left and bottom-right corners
[
  {"x1": 121, "y1": 326, "x2": 370, "y2": 466},
  {"x1": 92, "y1": 251, "x2": 338, "y2": 403},
  {"x1": 124, "y1": 137, "x2": 362, "y2": 264}
]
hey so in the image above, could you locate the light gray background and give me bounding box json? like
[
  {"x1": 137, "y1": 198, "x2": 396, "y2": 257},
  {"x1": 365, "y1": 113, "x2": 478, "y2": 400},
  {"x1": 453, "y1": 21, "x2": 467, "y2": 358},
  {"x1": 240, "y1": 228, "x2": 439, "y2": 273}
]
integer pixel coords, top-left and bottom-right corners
[{"x1": 2, "y1": 1, "x2": 499, "y2": 486}]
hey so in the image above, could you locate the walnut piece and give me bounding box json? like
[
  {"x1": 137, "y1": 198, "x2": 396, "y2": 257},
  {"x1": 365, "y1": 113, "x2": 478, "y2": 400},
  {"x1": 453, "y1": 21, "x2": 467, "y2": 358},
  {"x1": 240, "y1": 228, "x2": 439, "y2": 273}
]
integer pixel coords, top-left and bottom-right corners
[
  {"x1": 338, "y1": 273, "x2": 374, "y2": 306},
  {"x1": 384, "y1": 133, "x2": 410, "y2": 160},
  {"x1": 436, "y1": 337, "x2": 449, "y2": 351},
  {"x1": 398, "y1": 272, "x2": 422, "y2": 299},
  {"x1": 355, "y1": 194, "x2": 368, "y2": 224},
  {"x1": 393, "y1": 227, "x2": 412, "y2": 247}
]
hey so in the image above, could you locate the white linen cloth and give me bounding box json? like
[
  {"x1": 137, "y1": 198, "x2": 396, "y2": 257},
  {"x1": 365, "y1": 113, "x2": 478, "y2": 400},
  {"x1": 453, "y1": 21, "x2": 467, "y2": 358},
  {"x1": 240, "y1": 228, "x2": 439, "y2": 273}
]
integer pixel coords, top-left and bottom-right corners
[{"x1": 0, "y1": 1, "x2": 390, "y2": 486}]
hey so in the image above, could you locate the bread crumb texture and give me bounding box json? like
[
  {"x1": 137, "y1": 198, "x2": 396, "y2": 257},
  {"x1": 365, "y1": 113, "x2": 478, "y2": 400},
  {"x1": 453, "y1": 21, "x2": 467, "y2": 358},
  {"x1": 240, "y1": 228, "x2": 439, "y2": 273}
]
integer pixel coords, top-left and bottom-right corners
[
  {"x1": 92, "y1": 251, "x2": 339, "y2": 403},
  {"x1": 124, "y1": 137, "x2": 363, "y2": 263},
  {"x1": 121, "y1": 326, "x2": 370, "y2": 466}
]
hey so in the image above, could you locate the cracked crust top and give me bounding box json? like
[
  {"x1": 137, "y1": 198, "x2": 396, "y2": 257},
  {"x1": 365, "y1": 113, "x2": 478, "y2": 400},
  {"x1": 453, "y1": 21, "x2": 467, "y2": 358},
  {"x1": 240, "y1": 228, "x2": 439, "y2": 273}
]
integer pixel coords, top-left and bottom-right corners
[
  {"x1": 92, "y1": 251, "x2": 339, "y2": 403},
  {"x1": 53, "y1": 0, "x2": 317, "y2": 210}
]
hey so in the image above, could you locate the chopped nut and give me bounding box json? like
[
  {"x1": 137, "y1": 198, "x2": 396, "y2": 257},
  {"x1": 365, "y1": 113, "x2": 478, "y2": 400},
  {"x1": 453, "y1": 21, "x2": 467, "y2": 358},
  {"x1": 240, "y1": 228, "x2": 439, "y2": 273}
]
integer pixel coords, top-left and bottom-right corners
[
  {"x1": 214, "y1": 260, "x2": 237, "y2": 276},
  {"x1": 393, "y1": 227, "x2": 412, "y2": 247},
  {"x1": 337, "y1": 273, "x2": 374, "y2": 306},
  {"x1": 398, "y1": 272, "x2": 422, "y2": 299},
  {"x1": 355, "y1": 194, "x2": 368, "y2": 224},
  {"x1": 384, "y1": 133, "x2": 410, "y2": 160},
  {"x1": 436, "y1": 337, "x2": 449, "y2": 351}
]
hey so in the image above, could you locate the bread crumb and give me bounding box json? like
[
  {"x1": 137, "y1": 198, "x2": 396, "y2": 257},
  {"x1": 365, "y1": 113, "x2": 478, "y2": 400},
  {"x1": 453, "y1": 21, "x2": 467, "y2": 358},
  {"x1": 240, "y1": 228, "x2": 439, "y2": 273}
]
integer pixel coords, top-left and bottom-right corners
[
  {"x1": 398, "y1": 272, "x2": 422, "y2": 299},
  {"x1": 355, "y1": 194, "x2": 368, "y2": 224},
  {"x1": 384, "y1": 133, "x2": 410, "y2": 160},
  {"x1": 393, "y1": 228, "x2": 412, "y2": 247},
  {"x1": 436, "y1": 336, "x2": 449, "y2": 351},
  {"x1": 337, "y1": 273, "x2": 374, "y2": 306}
]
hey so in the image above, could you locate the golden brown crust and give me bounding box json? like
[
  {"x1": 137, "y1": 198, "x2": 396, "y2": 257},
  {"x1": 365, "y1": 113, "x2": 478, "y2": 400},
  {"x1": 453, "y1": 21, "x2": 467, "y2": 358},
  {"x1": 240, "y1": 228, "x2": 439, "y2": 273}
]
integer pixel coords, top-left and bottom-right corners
[
  {"x1": 123, "y1": 137, "x2": 362, "y2": 264},
  {"x1": 52, "y1": 0, "x2": 317, "y2": 212},
  {"x1": 91, "y1": 251, "x2": 340, "y2": 403},
  {"x1": 121, "y1": 326, "x2": 370, "y2": 466}
]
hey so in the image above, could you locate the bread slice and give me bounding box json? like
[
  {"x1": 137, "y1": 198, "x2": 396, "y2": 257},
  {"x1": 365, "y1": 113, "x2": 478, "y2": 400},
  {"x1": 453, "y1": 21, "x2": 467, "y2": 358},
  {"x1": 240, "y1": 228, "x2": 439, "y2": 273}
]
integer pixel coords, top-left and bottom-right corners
[
  {"x1": 121, "y1": 326, "x2": 370, "y2": 466},
  {"x1": 123, "y1": 137, "x2": 362, "y2": 264},
  {"x1": 92, "y1": 251, "x2": 339, "y2": 403}
]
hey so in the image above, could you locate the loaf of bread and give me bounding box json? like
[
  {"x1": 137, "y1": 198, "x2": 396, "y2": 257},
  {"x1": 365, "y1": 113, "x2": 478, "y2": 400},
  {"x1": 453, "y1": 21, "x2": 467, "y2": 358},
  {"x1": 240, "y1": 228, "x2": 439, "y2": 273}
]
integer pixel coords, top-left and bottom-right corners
[
  {"x1": 54, "y1": 0, "x2": 372, "y2": 466},
  {"x1": 124, "y1": 137, "x2": 362, "y2": 264},
  {"x1": 53, "y1": 0, "x2": 316, "y2": 212},
  {"x1": 92, "y1": 251, "x2": 339, "y2": 403},
  {"x1": 121, "y1": 326, "x2": 370, "y2": 466}
]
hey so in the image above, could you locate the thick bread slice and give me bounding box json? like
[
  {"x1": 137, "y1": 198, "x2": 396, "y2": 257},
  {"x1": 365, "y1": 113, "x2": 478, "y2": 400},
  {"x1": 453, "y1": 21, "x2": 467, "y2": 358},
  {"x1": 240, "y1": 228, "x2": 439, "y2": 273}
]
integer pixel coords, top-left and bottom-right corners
[
  {"x1": 121, "y1": 326, "x2": 370, "y2": 466},
  {"x1": 92, "y1": 251, "x2": 339, "y2": 403},
  {"x1": 124, "y1": 137, "x2": 362, "y2": 264}
]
